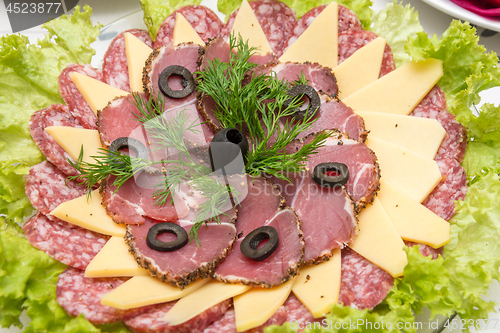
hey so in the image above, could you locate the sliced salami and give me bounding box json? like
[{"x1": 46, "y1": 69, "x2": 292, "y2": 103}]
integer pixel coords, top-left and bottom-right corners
[
  {"x1": 203, "y1": 306, "x2": 287, "y2": 333},
  {"x1": 338, "y1": 29, "x2": 396, "y2": 77},
  {"x1": 29, "y1": 104, "x2": 83, "y2": 177},
  {"x1": 285, "y1": 4, "x2": 363, "y2": 52},
  {"x1": 154, "y1": 5, "x2": 223, "y2": 48},
  {"x1": 102, "y1": 29, "x2": 153, "y2": 91},
  {"x1": 56, "y1": 267, "x2": 154, "y2": 325},
  {"x1": 124, "y1": 299, "x2": 231, "y2": 333},
  {"x1": 25, "y1": 161, "x2": 87, "y2": 218},
  {"x1": 221, "y1": 0, "x2": 297, "y2": 57},
  {"x1": 58, "y1": 64, "x2": 101, "y2": 129},
  {"x1": 23, "y1": 212, "x2": 108, "y2": 269}
]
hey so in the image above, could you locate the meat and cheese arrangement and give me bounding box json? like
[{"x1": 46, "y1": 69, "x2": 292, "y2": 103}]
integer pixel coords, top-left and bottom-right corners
[{"x1": 1, "y1": 0, "x2": 500, "y2": 332}]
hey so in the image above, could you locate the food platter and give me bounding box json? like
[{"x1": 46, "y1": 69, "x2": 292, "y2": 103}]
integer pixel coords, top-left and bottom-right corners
[
  {"x1": 1, "y1": 0, "x2": 500, "y2": 333},
  {"x1": 422, "y1": 0, "x2": 500, "y2": 32}
]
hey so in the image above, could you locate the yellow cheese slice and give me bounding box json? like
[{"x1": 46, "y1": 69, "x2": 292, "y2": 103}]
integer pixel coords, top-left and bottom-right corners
[
  {"x1": 279, "y1": 2, "x2": 337, "y2": 68},
  {"x1": 378, "y1": 181, "x2": 450, "y2": 248},
  {"x1": 231, "y1": 0, "x2": 273, "y2": 56},
  {"x1": 234, "y1": 279, "x2": 294, "y2": 331},
  {"x1": 101, "y1": 276, "x2": 210, "y2": 310},
  {"x1": 125, "y1": 32, "x2": 153, "y2": 92},
  {"x1": 357, "y1": 111, "x2": 446, "y2": 159},
  {"x1": 85, "y1": 236, "x2": 149, "y2": 278},
  {"x1": 292, "y1": 248, "x2": 341, "y2": 318},
  {"x1": 348, "y1": 198, "x2": 407, "y2": 277},
  {"x1": 172, "y1": 13, "x2": 204, "y2": 46},
  {"x1": 342, "y1": 58, "x2": 443, "y2": 115},
  {"x1": 44, "y1": 126, "x2": 102, "y2": 164},
  {"x1": 70, "y1": 72, "x2": 129, "y2": 114},
  {"x1": 163, "y1": 281, "x2": 250, "y2": 325},
  {"x1": 366, "y1": 137, "x2": 442, "y2": 203},
  {"x1": 333, "y1": 37, "x2": 386, "y2": 99},
  {"x1": 50, "y1": 190, "x2": 126, "y2": 237}
]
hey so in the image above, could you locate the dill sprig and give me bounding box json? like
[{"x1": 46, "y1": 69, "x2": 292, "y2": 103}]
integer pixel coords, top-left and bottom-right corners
[{"x1": 195, "y1": 34, "x2": 329, "y2": 180}]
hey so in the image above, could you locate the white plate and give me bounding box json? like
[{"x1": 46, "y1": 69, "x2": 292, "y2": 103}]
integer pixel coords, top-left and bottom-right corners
[{"x1": 422, "y1": 0, "x2": 500, "y2": 32}]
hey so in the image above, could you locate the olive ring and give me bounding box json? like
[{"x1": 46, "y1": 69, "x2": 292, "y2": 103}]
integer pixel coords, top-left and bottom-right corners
[
  {"x1": 284, "y1": 84, "x2": 321, "y2": 121},
  {"x1": 312, "y1": 162, "x2": 350, "y2": 188},
  {"x1": 146, "y1": 222, "x2": 189, "y2": 252},
  {"x1": 158, "y1": 65, "x2": 195, "y2": 99},
  {"x1": 209, "y1": 128, "x2": 249, "y2": 175},
  {"x1": 109, "y1": 137, "x2": 149, "y2": 161},
  {"x1": 240, "y1": 226, "x2": 279, "y2": 262}
]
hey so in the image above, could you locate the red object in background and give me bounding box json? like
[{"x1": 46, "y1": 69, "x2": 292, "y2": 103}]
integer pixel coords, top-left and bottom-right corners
[{"x1": 451, "y1": 0, "x2": 500, "y2": 17}]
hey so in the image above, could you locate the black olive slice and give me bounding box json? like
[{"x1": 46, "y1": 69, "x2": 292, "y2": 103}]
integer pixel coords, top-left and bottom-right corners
[
  {"x1": 284, "y1": 84, "x2": 321, "y2": 121},
  {"x1": 240, "y1": 226, "x2": 279, "y2": 262},
  {"x1": 158, "y1": 65, "x2": 195, "y2": 99},
  {"x1": 109, "y1": 137, "x2": 149, "y2": 160},
  {"x1": 312, "y1": 162, "x2": 349, "y2": 188},
  {"x1": 146, "y1": 222, "x2": 189, "y2": 252},
  {"x1": 209, "y1": 128, "x2": 248, "y2": 174}
]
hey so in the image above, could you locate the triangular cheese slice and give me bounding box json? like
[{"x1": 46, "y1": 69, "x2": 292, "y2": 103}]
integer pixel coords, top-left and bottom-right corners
[
  {"x1": 50, "y1": 189, "x2": 126, "y2": 237},
  {"x1": 342, "y1": 58, "x2": 443, "y2": 115},
  {"x1": 279, "y1": 2, "x2": 338, "y2": 68},
  {"x1": 125, "y1": 32, "x2": 153, "y2": 92},
  {"x1": 292, "y1": 248, "x2": 341, "y2": 318},
  {"x1": 85, "y1": 236, "x2": 149, "y2": 278},
  {"x1": 163, "y1": 281, "x2": 250, "y2": 325},
  {"x1": 378, "y1": 181, "x2": 450, "y2": 248},
  {"x1": 45, "y1": 126, "x2": 102, "y2": 164},
  {"x1": 366, "y1": 137, "x2": 442, "y2": 203},
  {"x1": 356, "y1": 111, "x2": 445, "y2": 159},
  {"x1": 70, "y1": 72, "x2": 129, "y2": 114},
  {"x1": 333, "y1": 37, "x2": 386, "y2": 99},
  {"x1": 348, "y1": 198, "x2": 407, "y2": 277},
  {"x1": 234, "y1": 279, "x2": 294, "y2": 331},
  {"x1": 172, "y1": 13, "x2": 204, "y2": 46},
  {"x1": 231, "y1": 0, "x2": 273, "y2": 56},
  {"x1": 101, "y1": 276, "x2": 210, "y2": 310}
]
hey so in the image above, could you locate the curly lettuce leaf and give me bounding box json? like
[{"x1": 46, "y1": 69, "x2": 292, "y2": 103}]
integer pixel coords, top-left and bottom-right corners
[
  {"x1": 140, "y1": 0, "x2": 202, "y2": 40},
  {"x1": 371, "y1": 1, "x2": 423, "y2": 67}
]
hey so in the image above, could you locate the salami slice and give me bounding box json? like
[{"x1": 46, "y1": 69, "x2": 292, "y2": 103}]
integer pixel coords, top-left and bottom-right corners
[
  {"x1": 221, "y1": 0, "x2": 297, "y2": 57},
  {"x1": 58, "y1": 64, "x2": 101, "y2": 129},
  {"x1": 154, "y1": 5, "x2": 223, "y2": 48},
  {"x1": 203, "y1": 306, "x2": 287, "y2": 333},
  {"x1": 102, "y1": 29, "x2": 153, "y2": 91},
  {"x1": 25, "y1": 161, "x2": 87, "y2": 218},
  {"x1": 23, "y1": 212, "x2": 108, "y2": 269},
  {"x1": 124, "y1": 299, "x2": 232, "y2": 333},
  {"x1": 338, "y1": 29, "x2": 396, "y2": 77},
  {"x1": 56, "y1": 267, "x2": 154, "y2": 325},
  {"x1": 29, "y1": 104, "x2": 84, "y2": 177},
  {"x1": 285, "y1": 4, "x2": 363, "y2": 52}
]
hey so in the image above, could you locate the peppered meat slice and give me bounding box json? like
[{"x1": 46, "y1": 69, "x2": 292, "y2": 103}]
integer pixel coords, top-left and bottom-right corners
[
  {"x1": 23, "y1": 212, "x2": 108, "y2": 270},
  {"x1": 126, "y1": 217, "x2": 237, "y2": 288},
  {"x1": 213, "y1": 176, "x2": 304, "y2": 288}
]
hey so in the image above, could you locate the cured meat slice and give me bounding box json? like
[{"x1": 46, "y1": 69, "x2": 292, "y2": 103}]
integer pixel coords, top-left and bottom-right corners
[
  {"x1": 102, "y1": 29, "x2": 153, "y2": 91},
  {"x1": 125, "y1": 299, "x2": 232, "y2": 333},
  {"x1": 126, "y1": 217, "x2": 237, "y2": 288},
  {"x1": 203, "y1": 306, "x2": 287, "y2": 333},
  {"x1": 154, "y1": 5, "x2": 223, "y2": 48},
  {"x1": 271, "y1": 62, "x2": 338, "y2": 97},
  {"x1": 23, "y1": 212, "x2": 108, "y2": 269},
  {"x1": 143, "y1": 43, "x2": 200, "y2": 109},
  {"x1": 102, "y1": 172, "x2": 189, "y2": 225},
  {"x1": 25, "y1": 161, "x2": 87, "y2": 218},
  {"x1": 213, "y1": 176, "x2": 304, "y2": 288},
  {"x1": 29, "y1": 104, "x2": 83, "y2": 177},
  {"x1": 338, "y1": 30, "x2": 396, "y2": 77},
  {"x1": 56, "y1": 267, "x2": 154, "y2": 324},
  {"x1": 221, "y1": 0, "x2": 297, "y2": 57},
  {"x1": 58, "y1": 64, "x2": 100, "y2": 129},
  {"x1": 338, "y1": 247, "x2": 394, "y2": 309},
  {"x1": 285, "y1": 4, "x2": 363, "y2": 51},
  {"x1": 305, "y1": 133, "x2": 380, "y2": 207}
]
